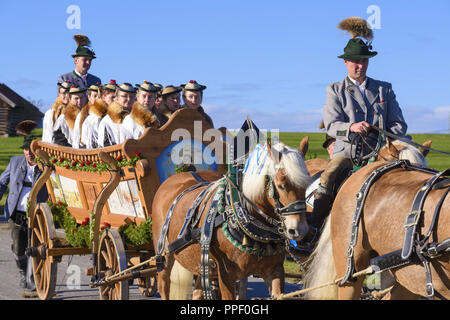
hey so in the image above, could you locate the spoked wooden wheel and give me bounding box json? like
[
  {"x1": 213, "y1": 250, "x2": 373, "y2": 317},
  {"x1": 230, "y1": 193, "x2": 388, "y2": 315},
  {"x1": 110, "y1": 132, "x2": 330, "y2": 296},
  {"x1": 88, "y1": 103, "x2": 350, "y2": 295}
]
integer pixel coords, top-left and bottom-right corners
[
  {"x1": 30, "y1": 203, "x2": 58, "y2": 300},
  {"x1": 97, "y1": 229, "x2": 129, "y2": 300}
]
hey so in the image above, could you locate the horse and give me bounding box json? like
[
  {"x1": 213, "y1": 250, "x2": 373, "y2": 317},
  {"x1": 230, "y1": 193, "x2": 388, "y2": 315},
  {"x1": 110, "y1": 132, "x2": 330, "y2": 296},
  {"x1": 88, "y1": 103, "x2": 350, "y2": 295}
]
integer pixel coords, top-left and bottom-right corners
[
  {"x1": 298, "y1": 135, "x2": 432, "y2": 176},
  {"x1": 151, "y1": 142, "x2": 313, "y2": 299},
  {"x1": 303, "y1": 160, "x2": 449, "y2": 299}
]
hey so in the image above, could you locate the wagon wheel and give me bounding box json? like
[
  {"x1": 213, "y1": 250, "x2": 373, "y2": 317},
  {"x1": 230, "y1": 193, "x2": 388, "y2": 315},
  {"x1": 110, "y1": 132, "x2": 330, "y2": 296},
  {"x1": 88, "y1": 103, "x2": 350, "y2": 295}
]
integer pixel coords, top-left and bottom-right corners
[
  {"x1": 97, "y1": 229, "x2": 129, "y2": 300},
  {"x1": 30, "y1": 203, "x2": 58, "y2": 300}
]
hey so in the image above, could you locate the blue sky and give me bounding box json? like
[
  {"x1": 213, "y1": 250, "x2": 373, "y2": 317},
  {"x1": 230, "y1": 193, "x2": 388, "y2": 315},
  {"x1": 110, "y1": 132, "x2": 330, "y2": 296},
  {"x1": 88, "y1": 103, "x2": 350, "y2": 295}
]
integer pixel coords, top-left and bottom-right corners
[{"x1": 1, "y1": 0, "x2": 449, "y2": 133}]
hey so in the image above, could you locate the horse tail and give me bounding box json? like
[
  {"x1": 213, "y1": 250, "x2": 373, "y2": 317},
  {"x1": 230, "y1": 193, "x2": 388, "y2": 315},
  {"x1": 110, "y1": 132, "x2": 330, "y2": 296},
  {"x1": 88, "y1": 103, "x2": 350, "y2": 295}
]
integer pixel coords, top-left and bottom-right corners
[
  {"x1": 169, "y1": 260, "x2": 194, "y2": 300},
  {"x1": 303, "y1": 216, "x2": 338, "y2": 299}
]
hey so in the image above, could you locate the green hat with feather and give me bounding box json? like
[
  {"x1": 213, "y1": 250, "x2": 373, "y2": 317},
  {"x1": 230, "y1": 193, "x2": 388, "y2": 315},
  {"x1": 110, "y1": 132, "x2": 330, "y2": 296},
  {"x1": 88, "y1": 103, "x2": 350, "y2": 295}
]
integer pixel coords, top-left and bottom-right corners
[
  {"x1": 72, "y1": 34, "x2": 96, "y2": 59},
  {"x1": 337, "y1": 17, "x2": 377, "y2": 60}
]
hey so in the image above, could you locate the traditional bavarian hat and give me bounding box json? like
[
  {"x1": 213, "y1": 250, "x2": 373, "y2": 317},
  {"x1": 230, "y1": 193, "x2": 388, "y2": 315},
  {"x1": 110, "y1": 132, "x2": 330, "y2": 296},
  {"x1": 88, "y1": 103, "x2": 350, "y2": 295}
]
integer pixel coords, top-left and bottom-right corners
[
  {"x1": 322, "y1": 134, "x2": 336, "y2": 149},
  {"x1": 337, "y1": 17, "x2": 377, "y2": 60},
  {"x1": 153, "y1": 83, "x2": 163, "y2": 97},
  {"x1": 15, "y1": 120, "x2": 38, "y2": 148},
  {"x1": 180, "y1": 80, "x2": 207, "y2": 91},
  {"x1": 69, "y1": 84, "x2": 87, "y2": 94},
  {"x1": 57, "y1": 80, "x2": 72, "y2": 91},
  {"x1": 160, "y1": 85, "x2": 182, "y2": 97},
  {"x1": 136, "y1": 80, "x2": 159, "y2": 93},
  {"x1": 116, "y1": 82, "x2": 137, "y2": 93},
  {"x1": 88, "y1": 82, "x2": 102, "y2": 93},
  {"x1": 72, "y1": 34, "x2": 96, "y2": 59},
  {"x1": 102, "y1": 79, "x2": 118, "y2": 92},
  {"x1": 20, "y1": 135, "x2": 38, "y2": 149}
]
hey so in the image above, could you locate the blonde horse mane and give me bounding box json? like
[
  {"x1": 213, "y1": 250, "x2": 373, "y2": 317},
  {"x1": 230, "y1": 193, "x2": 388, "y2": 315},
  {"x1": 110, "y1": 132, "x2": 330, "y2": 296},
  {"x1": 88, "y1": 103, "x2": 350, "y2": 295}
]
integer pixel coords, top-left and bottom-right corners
[
  {"x1": 242, "y1": 142, "x2": 312, "y2": 202},
  {"x1": 394, "y1": 140, "x2": 428, "y2": 167}
]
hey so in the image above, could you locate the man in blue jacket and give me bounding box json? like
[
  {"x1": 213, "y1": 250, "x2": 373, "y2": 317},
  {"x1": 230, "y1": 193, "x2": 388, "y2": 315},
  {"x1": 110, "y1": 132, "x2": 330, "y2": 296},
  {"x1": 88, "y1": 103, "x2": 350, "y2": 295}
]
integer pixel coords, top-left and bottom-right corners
[{"x1": 0, "y1": 134, "x2": 48, "y2": 289}]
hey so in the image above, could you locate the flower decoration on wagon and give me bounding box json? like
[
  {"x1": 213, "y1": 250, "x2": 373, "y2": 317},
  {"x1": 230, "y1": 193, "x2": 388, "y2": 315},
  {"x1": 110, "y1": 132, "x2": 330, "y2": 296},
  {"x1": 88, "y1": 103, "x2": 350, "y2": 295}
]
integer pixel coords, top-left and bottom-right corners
[{"x1": 37, "y1": 151, "x2": 144, "y2": 173}]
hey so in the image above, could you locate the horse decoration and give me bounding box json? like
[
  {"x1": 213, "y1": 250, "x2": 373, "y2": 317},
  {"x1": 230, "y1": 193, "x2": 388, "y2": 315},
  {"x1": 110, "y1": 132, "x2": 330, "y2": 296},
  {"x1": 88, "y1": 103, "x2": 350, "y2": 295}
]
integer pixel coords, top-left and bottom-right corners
[
  {"x1": 152, "y1": 142, "x2": 312, "y2": 299},
  {"x1": 303, "y1": 159, "x2": 449, "y2": 300}
]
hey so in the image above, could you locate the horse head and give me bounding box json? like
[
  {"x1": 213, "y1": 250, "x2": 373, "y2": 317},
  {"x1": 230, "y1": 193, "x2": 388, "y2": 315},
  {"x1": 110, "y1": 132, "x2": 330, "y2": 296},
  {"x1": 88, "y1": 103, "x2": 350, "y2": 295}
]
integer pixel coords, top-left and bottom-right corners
[
  {"x1": 242, "y1": 142, "x2": 313, "y2": 241},
  {"x1": 377, "y1": 138, "x2": 431, "y2": 167}
]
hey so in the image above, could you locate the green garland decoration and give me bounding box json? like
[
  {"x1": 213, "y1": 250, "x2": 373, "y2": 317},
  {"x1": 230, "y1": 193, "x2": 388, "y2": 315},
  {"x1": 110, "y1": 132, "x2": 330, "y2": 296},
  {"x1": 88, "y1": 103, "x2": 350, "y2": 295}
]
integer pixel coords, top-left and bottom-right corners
[
  {"x1": 118, "y1": 217, "x2": 152, "y2": 247},
  {"x1": 37, "y1": 151, "x2": 143, "y2": 174},
  {"x1": 48, "y1": 201, "x2": 152, "y2": 248},
  {"x1": 48, "y1": 201, "x2": 96, "y2": 248}
]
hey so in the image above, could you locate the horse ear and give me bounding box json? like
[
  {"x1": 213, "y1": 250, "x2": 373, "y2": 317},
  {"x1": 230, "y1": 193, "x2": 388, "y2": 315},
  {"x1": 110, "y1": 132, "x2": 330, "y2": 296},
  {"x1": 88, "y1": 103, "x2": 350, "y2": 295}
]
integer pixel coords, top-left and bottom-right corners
[
  {"x1": 386, "y1": 138, "x2": 400, "y2": 159},
  {"x1": 420, "y1": 140, "x2": 432, "y2": 157},
  {"x1": 267, "y1": 142, "x2": 281, "y2": 166},
  {"x1": 298, "y1": 136, "x2": 309, "y2": 159}
]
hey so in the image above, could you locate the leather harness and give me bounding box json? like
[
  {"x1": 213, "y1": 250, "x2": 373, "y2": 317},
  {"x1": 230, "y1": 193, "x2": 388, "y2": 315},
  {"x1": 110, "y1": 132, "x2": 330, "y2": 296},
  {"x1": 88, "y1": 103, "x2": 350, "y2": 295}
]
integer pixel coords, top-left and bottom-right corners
[
  {"x1": 156, "y1": 166, "x2": 309, "y2": 299},
  {"x1": 341, "y1": 160, "x2": 450, "y2": 299}
]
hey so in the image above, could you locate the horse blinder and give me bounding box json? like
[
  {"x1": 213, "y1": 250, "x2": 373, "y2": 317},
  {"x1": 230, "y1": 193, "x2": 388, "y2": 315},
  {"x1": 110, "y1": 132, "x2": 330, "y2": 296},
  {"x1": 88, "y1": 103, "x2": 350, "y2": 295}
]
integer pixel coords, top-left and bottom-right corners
[{"x1": 266, "y1": 175, "x2": 307, "y2": 216}]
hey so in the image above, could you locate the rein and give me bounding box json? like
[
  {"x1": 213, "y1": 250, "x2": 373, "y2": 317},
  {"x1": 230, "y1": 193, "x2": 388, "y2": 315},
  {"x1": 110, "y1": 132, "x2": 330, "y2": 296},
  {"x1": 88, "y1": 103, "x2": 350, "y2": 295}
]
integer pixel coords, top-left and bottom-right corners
[{"x1": 370, "y1": 125, "x2": 450, "y2": 156}]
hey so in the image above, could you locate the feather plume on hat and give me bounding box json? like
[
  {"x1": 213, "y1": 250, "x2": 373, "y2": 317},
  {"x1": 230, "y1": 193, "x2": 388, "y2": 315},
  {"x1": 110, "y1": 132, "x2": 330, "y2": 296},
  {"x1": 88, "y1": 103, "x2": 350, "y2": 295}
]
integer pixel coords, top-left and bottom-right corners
[
  {"x1": 338, "y1": 17, "x2": 373, "y2": 41},
  {"x1": 16, "y1": 120, "x2": 37, "y2": 136},
  {"x1": 74, "y1": 34, "x2": 91, "y2": 47}
]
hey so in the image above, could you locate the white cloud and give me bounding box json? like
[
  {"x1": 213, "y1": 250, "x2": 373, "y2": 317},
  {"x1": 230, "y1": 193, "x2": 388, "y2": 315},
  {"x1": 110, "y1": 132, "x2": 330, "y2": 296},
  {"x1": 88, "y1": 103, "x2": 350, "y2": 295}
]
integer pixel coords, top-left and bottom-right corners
[
  {"x1": 204, "y1": 103, "x2": 323, "y2": 132},
  {"x1": 403, "y1": 106, "x2": 450, "y2": 133},
  {"x1": 205, "y1": 103, "x2": 450, "y2": 134}
]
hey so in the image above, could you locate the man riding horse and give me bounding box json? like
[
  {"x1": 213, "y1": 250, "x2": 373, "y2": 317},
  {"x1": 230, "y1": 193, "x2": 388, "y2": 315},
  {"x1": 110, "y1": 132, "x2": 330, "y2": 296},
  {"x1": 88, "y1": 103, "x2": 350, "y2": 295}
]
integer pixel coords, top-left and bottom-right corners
[{"x1": 309, "y1": 17, "x2": 408, "y2": 238}]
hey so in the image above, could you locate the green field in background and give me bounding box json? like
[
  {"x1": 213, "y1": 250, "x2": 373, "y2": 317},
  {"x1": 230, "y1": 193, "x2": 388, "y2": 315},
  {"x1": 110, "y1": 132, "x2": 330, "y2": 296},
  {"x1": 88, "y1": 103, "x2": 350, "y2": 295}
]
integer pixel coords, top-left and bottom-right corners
[{"x1": 0, "y1": 130, "x2": 448, "y2": 206}]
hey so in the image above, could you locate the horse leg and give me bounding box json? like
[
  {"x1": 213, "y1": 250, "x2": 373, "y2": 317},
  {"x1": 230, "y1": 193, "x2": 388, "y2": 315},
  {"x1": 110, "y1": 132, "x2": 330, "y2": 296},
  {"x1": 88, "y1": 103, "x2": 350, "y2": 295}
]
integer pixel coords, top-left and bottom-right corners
[
  {"x1": 156, "y1": 253, "x2": 175, "y2": 300},
  {"x1": 381, "y1": 282, "x2": 421, "y2": 300},
  {"x1": 216, "y1": 264, "x2": 236, "y2": 300},
  {"x1": 262, "y1": 263, "x2": 285, "y2": 297},
  {"x1": 337, "y1": 278, "x2": 365, "y2": 300},
  {"x1": 192, "y1": 275, "x2": 203, "y2": 300}
]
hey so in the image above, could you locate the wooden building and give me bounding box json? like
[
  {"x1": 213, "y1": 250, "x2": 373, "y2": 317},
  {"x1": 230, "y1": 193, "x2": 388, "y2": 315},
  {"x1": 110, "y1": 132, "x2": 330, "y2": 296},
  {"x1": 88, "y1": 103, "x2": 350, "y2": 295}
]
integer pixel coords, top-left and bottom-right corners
[{"x1": 0, "y1": 83, "x2": 44, "y2": 136}]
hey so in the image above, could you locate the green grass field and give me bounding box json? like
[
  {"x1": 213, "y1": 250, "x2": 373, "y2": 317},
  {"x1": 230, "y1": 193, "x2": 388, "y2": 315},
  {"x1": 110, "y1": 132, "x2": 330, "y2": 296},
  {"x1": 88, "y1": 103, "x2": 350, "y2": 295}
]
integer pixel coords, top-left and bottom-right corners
[
  {"x1": 278, "y1": 132, "x2": 450, "y2": 171},
  {"x1": 1, "y1": 130, "x2": 448, "y2": 207}
]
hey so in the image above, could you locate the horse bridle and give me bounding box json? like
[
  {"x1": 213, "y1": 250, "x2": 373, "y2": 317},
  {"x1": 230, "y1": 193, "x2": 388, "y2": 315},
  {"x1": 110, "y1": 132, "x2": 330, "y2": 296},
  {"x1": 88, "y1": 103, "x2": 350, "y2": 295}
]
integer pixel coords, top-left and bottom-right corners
[{"x1": 265, "y1": 174, "x2": 308, "y2": 222}]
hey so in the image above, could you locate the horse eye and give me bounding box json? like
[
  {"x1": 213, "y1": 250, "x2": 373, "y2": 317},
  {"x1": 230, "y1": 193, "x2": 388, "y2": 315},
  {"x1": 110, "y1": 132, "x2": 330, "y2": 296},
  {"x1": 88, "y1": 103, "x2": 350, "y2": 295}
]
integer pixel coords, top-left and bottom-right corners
[{"x1": 277, "y1": 184, "x2": 285, "y2": 191}]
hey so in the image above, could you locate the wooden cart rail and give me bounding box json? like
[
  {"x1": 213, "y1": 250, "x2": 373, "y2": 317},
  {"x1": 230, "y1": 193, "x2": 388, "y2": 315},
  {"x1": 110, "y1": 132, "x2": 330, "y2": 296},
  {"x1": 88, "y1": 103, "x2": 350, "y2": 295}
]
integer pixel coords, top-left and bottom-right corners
[{"x1": 26, "y1": 108, "x2": 227, "y2": 300}]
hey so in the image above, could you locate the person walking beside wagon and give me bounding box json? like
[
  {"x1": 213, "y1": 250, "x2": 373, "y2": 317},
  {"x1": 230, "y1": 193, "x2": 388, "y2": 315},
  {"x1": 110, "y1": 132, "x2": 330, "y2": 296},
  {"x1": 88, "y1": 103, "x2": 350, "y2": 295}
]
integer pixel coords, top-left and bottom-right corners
[
  {"x1": 0, "y1": 122, "x2": 48, "y2": 290},
  {"x1": 310, "y1": 17, "x2": 408, "y2": 236}
]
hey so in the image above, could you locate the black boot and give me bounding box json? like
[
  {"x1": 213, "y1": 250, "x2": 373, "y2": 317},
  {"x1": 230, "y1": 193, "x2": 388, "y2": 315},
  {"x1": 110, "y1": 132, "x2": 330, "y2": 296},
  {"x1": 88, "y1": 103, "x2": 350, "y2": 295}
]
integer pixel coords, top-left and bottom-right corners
[
  {"x1": 15, "y1": 255, "x2": 28, "y2": 289},
  {"x1": 310, "y1": 190, "x2": 333, "y2": 231}
]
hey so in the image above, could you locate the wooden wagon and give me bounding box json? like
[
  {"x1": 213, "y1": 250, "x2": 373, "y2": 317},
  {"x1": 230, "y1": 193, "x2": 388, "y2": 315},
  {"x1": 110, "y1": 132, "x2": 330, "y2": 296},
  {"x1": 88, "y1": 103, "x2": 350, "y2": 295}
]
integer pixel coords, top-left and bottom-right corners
[{"x1": 27, "y1": 108, "x2": 226, "y2": 300}]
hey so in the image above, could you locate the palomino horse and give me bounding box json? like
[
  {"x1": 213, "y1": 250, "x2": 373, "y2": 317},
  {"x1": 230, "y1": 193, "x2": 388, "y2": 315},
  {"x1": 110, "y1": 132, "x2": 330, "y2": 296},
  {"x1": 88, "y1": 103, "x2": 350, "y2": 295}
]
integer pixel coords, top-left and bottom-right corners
[
  {"x1": 303, "y1": 160, "x2": 449, "y2": 299},
  {"x1": 299, "y1": 135, "x2": 432, "y2": 176},
  {"x1": 151, "y1": 142, "x2": 312, "y2": 299}
]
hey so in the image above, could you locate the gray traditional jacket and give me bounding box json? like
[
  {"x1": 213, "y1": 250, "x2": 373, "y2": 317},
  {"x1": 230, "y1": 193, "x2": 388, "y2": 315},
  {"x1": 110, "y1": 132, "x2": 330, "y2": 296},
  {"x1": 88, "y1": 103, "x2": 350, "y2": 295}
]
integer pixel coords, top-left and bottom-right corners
[
  {"x1": 0, "y1": 156, "x2": 48, "y2": 219},
  {"x1": 323, "y1": 77, "x2": 407, "y2": 158},
  {"x1": 57, "y1": 71, "x2": 101, "y2": 90}
]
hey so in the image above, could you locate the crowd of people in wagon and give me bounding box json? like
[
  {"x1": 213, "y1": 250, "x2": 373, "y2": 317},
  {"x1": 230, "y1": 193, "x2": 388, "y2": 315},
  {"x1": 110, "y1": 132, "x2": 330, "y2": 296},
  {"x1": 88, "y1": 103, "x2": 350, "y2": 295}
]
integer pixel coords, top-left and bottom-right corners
[{"x1": 42, "y1": 34, "x2": 214, "y2": 150}]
